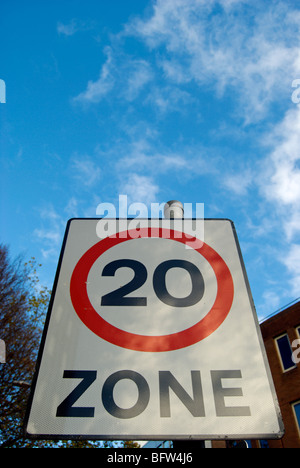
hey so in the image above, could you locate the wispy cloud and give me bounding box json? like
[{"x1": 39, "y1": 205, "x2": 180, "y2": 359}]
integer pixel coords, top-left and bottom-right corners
[
  {"x1": 121, "y1": 174, "x2": 160, "y2": 206},
  {"x1": 73, "y1": 47, "x2": 115, "y2": 104},
  {"x1": 64, "y1": 197, "x2": 79, "y2": 218},
  {"x1": 124, "y1": 60, "x2": 153, "y2": 102},
  {"x1": 128, "y1": 0, "x2": 300, "y2": 122},
  {"x1": 72, "y1": 0, "x2": 300, "y2": 123},
  {"x1": 262, "y1": 105, "x2": 300, "y2": 239},
  {"x1": 34, "y1": 205, "x2": 65, "y2": 260},
  {"x1": 146, "y1": 85, "x2": 193, "y2": 114},
  {"x1": 66, "y1": 0, "x2": 300, "y2": 312},
  {"x1": 264, "y1": 106, "x2": 300, "y2": 205},
  {"x1": 57, "y1": 18, "x2": 94, "y2": 36},
  {"x1": 73, "y1": 47, "x2": 153, "y2": 105},
  {"x1": 222, "y1": 170, "x2": 254, "y2": 197},
  {"x1": 70, "y1": 155, "x2": 101, "y2": 187},
  {"x1": 119, "y1": 143, "x2": 187, "y2": 174},
  {"x1": 255, "y1": 103, "x2": 300, "y2": 297},
  {"x1": 282, "y1": 244, "x2": 300, "y2": 296}
]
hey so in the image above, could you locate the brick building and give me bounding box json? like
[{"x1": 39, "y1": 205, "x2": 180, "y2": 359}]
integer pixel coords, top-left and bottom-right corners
[
  {"x1": 256, "y1": 299, "x2": 300, "y2": 448},
  {"x1": 212, "y1": 299, "x2": 300, "y2": 448}
]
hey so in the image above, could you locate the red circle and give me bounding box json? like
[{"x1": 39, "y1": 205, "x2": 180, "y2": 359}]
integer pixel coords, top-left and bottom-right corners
[{"x1": 70, "y1": 228, "x2": 234, "y2": 352}]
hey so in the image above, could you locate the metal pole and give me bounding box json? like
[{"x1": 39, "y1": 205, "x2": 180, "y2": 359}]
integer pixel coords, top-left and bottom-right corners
[
  {"x1": 164, "y1": 200, "x2": 205, "y2": 449},
  {"x1": 164, "y1": 200, "x2": 184, "y2": 219}
]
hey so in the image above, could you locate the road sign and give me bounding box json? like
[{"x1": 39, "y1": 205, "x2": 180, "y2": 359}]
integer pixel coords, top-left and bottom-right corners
[{"x1": 25, "y1": 218, "x2": 284, "y2": 440}]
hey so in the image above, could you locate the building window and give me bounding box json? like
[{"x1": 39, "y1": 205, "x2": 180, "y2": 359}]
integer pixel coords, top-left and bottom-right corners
[
  {"x1": 275, "y1": 333, "x2": 296, "y2": 372},
  {"x1": 292, "y1": 401, "x2": 300, "y2": 437},
  {"x1": 259, "y1": 440, "x2": 270, "y2": 448}
]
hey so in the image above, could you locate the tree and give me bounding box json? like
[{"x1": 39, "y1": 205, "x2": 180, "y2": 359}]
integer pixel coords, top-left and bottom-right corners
[
  {"x1": 122, "y1": 441, "x2": 141, "y2": 448},
  {"x1": 0, "y1": 245, "x2": 51, "y2": 447},
  {"x1": 0, "y1": 245, "x2": 140, "y2": 448}
]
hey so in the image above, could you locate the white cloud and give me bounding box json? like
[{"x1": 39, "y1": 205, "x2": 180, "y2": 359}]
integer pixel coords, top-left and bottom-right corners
[
  {"x1": 119, "y1": 146, "x2": 187, "y2": 174},
  {"x1": 73, "y1": 47, "x2": 153, "y2": 105},
  {"x1": 282, "y1": 244, "x2": 300, "y2": 296},
  {"x1": 73, "y1": 47, "x2": 114, "y2": 104},
  {"x1": 64, "y1": 197, "x2": 79, "y2": 218},
  {"x1": 262, "y1": 105, "x2": 300, "y2": 240},
  {"x1": 124, "y1": 60, "x2": 153, "y2": 102},
  {"x1": 121, "y1": 174, "x2": 160, "y2": 206},
  {"x1": 284, "y1": 213, "x2": 300, "y2": 242},
  {"x1": 71, "y1": 155, "x2": 101, "y2": 187},
  {"x1": 34, "y1": 205, "x2": 65, "y2": 260},
  {"x1": 34, "y1": 228, "x2": 61, "y2": 246},
  {"x1": 264, "y1": 106, "x2": 300, "y2": 206},
  {"x1": 159, "y1": 59, "x2": 190, "y2": 84},
  {"x1": 57, "y1": 20, "x2": 78, "y2": 36},
  {"x1": 72, "y1": 1, "x2": 300, "y2": 120},
  {"x1": 223, "y1": 170, "x2": 253, "y2": 196},
  {"x1": 128, "y1": 0, "x2": 300, "y2": 122},
  {"x1": 259, "y1": 290, "x2": 282, "y2": 321},
  {"x1": 115, "y1": 133, "x2": 217, "y2": 181},
  {"x1": 57, "y1": 19, "x2": 93, "y2": 36},
  {"x1": 72, "y1": 1, "x2": 300, "y2": 121},
  {"x1": 146, "y1": 85, "x2": 193, "y2": 114},
  {"x1": 257, "y1": 104, "x2": 300, "y2": 299}
]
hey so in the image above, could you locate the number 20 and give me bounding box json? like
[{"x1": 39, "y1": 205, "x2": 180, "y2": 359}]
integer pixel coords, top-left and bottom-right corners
[{"x1": 101, "y1": 259, "x2": 204, "y2": 308}]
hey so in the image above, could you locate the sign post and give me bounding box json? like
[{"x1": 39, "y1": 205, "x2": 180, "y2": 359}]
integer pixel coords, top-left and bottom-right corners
[{"x1": 25, "y1": 217, "x2": 284, "y2": 441}]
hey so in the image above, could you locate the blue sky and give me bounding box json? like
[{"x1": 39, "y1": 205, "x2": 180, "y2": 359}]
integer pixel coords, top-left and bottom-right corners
[{"x1": 1, "y1": 0, "x2": 300, "y2": 320}]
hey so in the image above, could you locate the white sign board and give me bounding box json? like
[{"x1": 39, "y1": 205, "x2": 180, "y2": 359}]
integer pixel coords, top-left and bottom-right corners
[{"x1": 25, "y1": 218, "x2": 284, "y2": 440}]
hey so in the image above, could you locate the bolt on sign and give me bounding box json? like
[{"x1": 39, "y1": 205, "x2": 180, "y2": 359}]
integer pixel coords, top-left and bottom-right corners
[{"x1": 25, "y1": 218, "x2": 284, "y2": 441}]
